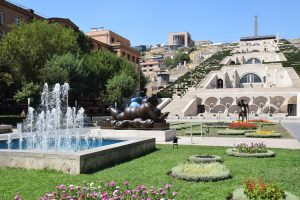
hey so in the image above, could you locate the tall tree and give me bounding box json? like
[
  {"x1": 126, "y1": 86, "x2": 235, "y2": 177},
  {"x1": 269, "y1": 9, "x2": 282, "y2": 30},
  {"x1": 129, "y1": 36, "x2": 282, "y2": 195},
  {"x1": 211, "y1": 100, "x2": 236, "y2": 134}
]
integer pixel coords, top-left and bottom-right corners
[{"x1": 0, "y1": 19, "x2": 81, "y2": 103}]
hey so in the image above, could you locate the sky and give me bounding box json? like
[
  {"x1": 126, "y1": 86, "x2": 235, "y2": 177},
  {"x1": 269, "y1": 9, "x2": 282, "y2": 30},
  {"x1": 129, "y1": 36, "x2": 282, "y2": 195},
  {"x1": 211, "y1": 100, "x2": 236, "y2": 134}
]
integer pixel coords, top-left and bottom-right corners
[{"x1": 10, "y1": 0, "x2": 300, "y2": 46}]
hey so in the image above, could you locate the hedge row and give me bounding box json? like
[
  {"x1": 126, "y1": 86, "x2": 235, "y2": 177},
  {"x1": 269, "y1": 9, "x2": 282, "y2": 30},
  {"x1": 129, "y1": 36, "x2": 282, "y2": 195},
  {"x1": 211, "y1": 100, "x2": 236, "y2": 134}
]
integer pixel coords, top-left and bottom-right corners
[
  {"x1": 189, "y1": 155, "x2": 222, "y2": 163},
  {"x1": 217, "y1": 129, "x2": 245, "y2": 135},
  {"x1": 245, "y1": 132, "x2": 281, "y2": 138},
  {"x1": 0, "y1": 116, "x2": 25, "y2": 126}
]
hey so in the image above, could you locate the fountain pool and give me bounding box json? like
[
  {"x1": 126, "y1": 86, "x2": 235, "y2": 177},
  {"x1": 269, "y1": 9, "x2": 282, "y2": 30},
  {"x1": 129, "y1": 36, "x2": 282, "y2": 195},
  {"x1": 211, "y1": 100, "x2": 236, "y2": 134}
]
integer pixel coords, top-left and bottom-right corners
[{"x1": 0, "y1": 83, "x2": 155, "y2": 174}]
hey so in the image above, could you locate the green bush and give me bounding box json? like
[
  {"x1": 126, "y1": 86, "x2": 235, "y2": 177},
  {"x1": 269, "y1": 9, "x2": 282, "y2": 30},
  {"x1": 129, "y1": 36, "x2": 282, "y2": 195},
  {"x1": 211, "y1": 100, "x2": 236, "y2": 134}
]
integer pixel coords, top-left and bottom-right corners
[
  {"x1": 244, "y1": 178, "x2": 285, "y2": 200},
  {"x1": 217, "y1": 129, "x2": 245, "y2": 135},
  {"x1": 171, "y1": 163, "x2": 231, "y2": 182},
  {"x1": 231, "y1": 188, "x2": 299, "y2": 200},
  {"x1": 245, "y1": 132, "x2": 281, "y2": 138},
  {"x1": 189, "y1": 155, "x2": 222, "y2": 163},
  {"x1": 0, "y1": 115, "x2": 25, "y2": 126},
  {"x1": 226, "y1": 148, "x2": 275, "y2": 158}
]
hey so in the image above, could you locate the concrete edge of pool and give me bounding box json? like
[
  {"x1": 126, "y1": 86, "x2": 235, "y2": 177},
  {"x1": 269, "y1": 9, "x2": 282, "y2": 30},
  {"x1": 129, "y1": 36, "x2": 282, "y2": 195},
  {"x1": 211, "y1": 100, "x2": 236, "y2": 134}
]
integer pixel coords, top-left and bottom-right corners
[{"x1": 0, "y1": 137, "x2": 155, "y2": 174}]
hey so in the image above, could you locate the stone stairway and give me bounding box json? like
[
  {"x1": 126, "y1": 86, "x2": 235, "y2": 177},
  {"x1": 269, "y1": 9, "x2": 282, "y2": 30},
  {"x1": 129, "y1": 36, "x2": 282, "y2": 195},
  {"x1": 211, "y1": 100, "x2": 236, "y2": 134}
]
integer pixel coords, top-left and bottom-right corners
[{"x1": 162, "y1": 87, "x2": 198, "y2": 116}]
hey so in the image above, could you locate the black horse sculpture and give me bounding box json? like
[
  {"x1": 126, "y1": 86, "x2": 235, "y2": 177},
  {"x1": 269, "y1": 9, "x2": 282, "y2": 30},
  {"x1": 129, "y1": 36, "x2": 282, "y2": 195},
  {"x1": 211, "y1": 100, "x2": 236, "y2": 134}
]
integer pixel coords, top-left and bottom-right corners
[
  {"x1": 106, "y1": 95, "x2": 169, "y2": 128},
  {"x1": 238, "y1": 99, "x2": 249, "y2": 122}
]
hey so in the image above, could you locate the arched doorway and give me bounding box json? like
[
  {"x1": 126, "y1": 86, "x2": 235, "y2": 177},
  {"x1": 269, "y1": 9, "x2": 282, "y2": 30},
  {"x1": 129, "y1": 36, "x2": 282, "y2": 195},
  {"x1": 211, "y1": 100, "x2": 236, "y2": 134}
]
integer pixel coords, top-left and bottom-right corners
[{"x1": 217, "y1": 79, "x2": 223, "y2": 88}]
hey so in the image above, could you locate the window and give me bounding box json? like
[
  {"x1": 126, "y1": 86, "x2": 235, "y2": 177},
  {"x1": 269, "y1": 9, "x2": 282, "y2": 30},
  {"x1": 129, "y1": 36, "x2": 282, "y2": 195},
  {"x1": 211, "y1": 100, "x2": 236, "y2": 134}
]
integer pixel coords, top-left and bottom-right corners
[
  {"x1": 240, "y1": 73, "x2": 262, "y2": 84},
  {"x1": 15, "y1": 16, "x2": 21, "y2": 26},
  {"x1": 0, "y1": 10, "x2": 3, "y2": 25},
  {"x1": 246, "y1": 58, "x2": 261, "y2": 64}
]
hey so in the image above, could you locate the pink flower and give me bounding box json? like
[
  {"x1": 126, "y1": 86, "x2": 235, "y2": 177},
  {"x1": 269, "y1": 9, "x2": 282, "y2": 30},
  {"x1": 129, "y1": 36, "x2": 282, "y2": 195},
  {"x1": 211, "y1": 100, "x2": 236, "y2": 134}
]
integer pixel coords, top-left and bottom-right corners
[
  {"x1": 123, "y1": 181, "x2": 129, "y2": 185},
  {"x1": 172, "y1": 192, "x2": 177, "y2": 196},
  {"x1": 165, "y1": 184, "x2": 171, "y2": 189},
  {"x1": 160, "y1": 189, "x2": 166, "y2": 196},
  {"x1": 110, "y1": 181, "x2": 115, "y2": 187},
  {"x1": 14, "y1": 195, "x2": 22, "y2": 200}
]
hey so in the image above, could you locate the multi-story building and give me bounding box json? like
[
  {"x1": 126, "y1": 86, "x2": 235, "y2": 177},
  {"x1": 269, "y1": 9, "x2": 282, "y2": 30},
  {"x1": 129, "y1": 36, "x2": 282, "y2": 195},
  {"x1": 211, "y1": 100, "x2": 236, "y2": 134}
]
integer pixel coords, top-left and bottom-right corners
[
  {"x1": 168, "y1": 32, "x2": 193, "y2": 48},
  {"x1": 86, "y1": 28, "x2": 140, "y2": 67},
  {"x1": 0, "y1": 1, "x2": 114, "y2": 51},
  {"x1": 0, "y1": 0, "x2": 43, "y2": 38},
  {"x1": 140, "y1": 60, "x2": 163, "y2": 77}
]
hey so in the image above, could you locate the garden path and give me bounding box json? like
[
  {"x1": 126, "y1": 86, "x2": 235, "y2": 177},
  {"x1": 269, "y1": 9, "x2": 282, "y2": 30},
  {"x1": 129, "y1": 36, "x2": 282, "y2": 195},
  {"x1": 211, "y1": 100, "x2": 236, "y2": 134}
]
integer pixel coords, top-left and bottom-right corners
[{"x1": 158, "y1": 136, "x2": 300, "y2": 149}]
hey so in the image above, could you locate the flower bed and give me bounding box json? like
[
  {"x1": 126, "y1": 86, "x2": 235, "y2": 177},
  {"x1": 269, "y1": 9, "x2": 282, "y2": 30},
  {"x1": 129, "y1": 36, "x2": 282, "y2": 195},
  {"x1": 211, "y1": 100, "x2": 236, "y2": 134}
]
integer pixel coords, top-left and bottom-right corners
[
  {"x1": 189, "y1": 154, "x2": 222, "y2": 163},
  {"x1": 226, "y1": 148, "x2": 275, "y2": 158},
  {"x1": 229, "y1": 122, "x2": 257, "y2": 130},
  {"x1": 229, "y1": 177, "x2": 299, "y2": 200},
  {"x1": 248, "y1": 119, "x2": 275, "y2": 126},
  {"x1": 171, "y1": 163, "x2": 231, "y2": 182},
  {"x1": 245, "y1": 130, "x2": 281, "y2": 138},
  {"x1": 226, "y1": 142, "x2": 275, "y2": 157},
  {"x1": 15, "y1": 180, "x2": 177, "y2": 200}
]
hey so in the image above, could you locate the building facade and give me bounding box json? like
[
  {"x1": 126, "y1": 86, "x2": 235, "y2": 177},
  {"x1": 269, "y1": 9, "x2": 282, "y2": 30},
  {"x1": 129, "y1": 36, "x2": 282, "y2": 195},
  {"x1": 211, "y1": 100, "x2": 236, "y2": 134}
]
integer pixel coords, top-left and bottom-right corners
[
  {"x1": 86, "y1": 28, "x2": 140, "y2": 66},
  {"x1": 0, "y1": 1, "x2": 115, "y2": 51},
  {"x1": 0, "y1": 0, "x2": 43, "y2": 38},
  {"x1": 163, "y1": 35, "x2": 300, "y2": 117},
  {"x1": 168, "y1": 32, "x2": 193, "y2": 48}
]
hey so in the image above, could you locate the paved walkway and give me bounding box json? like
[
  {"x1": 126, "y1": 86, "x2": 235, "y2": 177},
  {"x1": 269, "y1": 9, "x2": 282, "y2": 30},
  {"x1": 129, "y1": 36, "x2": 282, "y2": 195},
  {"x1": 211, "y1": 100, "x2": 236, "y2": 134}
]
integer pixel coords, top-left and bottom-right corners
[
  {"x1": 281, "y1": 121, "x2": 300, "y2": 142},
  {"x1": 157, "y1": 136, "x2": 300, "y2": 149}
]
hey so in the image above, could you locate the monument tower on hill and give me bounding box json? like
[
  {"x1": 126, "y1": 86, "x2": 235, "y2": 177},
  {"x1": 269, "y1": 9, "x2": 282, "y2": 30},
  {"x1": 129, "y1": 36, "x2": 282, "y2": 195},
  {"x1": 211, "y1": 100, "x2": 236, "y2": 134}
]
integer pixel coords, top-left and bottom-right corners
[{"x1": 254, "y1": 15, "x2": 258, "y2": 36}]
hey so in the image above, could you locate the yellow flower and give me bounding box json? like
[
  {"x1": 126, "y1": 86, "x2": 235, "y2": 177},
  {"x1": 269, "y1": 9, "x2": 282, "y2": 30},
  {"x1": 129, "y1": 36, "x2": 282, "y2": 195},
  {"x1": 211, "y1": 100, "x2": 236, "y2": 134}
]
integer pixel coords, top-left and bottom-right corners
[{"x1": 255, "y1": 130, "x2": 273, "y2": 135}]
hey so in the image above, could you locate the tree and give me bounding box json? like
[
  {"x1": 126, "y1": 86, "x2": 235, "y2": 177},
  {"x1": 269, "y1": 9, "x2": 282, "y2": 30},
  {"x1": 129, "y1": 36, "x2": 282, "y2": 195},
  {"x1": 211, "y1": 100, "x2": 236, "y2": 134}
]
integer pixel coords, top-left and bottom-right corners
[
  {"x1": 0, "y1": 19, "x2": 81, "y2": 102},
  {"x1": 106, "y1": 71, "x2": 136, "y2": 106},
  {"x1": 83, "y1": 50, "x2": 138, "y2": 98},
  {"x1": 163, "y1": 51, "x2": 191, "y2": 69},
  {"x1": 41, "y1": 53, "x2": 87, "y2": 97}
]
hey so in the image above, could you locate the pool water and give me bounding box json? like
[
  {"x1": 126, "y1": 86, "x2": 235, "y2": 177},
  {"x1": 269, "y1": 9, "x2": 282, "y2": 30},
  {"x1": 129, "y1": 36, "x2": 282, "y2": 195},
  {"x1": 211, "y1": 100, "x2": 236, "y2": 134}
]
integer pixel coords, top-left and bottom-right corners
[{"x1": 0, "y1": 137, "x2": 124, "y2": 152}]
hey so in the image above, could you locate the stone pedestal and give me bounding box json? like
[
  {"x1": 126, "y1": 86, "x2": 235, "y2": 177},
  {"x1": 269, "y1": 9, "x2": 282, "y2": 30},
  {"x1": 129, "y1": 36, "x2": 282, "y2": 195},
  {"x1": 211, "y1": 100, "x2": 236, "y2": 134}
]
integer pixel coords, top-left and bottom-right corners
[{"x1": 0, "y1": 125, "x2": 12, "y2": 134}]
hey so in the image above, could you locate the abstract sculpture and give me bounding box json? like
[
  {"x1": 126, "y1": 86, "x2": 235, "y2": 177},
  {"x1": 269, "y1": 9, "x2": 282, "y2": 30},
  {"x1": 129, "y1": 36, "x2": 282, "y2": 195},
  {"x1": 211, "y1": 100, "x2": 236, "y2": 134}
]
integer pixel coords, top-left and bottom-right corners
[
  {"x1": 106, "y1": 95, "x2": 169, "y2": 128},
  {"x1": 238, "y1": 99, "x2": 249, "y2": 122}
]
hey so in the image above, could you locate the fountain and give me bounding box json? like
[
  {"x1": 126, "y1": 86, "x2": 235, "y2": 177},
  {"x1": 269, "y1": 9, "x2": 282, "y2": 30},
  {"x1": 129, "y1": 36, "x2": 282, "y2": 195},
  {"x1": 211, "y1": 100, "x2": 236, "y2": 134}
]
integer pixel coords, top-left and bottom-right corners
[{"x1": 0, "y1": 83, "x2": 155, "y2": 174}]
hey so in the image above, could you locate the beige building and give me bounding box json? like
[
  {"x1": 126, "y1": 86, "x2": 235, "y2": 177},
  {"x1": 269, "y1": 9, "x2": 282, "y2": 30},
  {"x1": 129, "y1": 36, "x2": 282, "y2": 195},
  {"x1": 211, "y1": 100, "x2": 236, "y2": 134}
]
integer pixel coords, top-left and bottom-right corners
[
  {"x1": 0, "y1": 0, "x2": 43, "y2": 38},
  {"x1": 0, "y1": 1, "x2": 112, "y2": 51},
  {"x1": 140, "y1": 60, "x2": 163, "y2": 77},
  {"x1": 163, "y1": 35, "x2": 300, "y2": 117},
  {"x1": 168, "y1": 32, "x2": 193, "y2": 48},
  {"x1": 86, "y1": 28, "x2": 140, "y2": 66}
]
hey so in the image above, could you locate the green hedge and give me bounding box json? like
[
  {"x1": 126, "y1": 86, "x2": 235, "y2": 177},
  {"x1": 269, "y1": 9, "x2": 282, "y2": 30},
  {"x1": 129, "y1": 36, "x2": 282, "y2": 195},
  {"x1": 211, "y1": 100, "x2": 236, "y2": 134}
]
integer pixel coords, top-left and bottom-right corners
[
  {"x1": 245, "y1": 132, "x2": 281, "y2": 138},
  {"x1": 217, "y1": 129, "x2": 245, "y2": 135},
  {"x1": 226, "y1": 148, "x2": 275, "y2": 158},
  {"x1": 0, "y1": 116, "x2": 25, "y2": 126},
  {"x1": 189, "y1": 155, "x2": 222, "y2": 163}
]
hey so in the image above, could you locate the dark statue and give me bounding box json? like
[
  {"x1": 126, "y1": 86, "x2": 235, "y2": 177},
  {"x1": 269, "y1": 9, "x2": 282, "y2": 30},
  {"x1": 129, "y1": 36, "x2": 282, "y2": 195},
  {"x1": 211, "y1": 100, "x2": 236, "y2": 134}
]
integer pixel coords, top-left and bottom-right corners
[
  {"x1": 238, "y1": 99, "x2": 249, "y2": 122},
  {"x1": 106, "y1": 95, "x2": 169, "y2": 128}
]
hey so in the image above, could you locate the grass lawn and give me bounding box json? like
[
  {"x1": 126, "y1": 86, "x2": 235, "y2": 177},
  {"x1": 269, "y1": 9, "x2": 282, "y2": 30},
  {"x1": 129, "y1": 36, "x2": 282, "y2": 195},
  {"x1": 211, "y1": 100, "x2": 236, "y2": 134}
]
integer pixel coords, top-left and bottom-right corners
[
  {"x1": 0, "y1": 145, "x2": 299, "y2": 200},
  {"x1": 171, "y1": 122, "x2": 293, "y2": 138}
]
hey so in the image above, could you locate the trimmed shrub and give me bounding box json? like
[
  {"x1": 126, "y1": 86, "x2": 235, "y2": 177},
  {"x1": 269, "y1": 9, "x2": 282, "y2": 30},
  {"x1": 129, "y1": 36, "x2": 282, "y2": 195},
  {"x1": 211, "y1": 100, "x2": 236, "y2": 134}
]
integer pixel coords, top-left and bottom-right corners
[
  {"x1": 245, "y1": 132, "x2": 281, "y2": 138},
  {"x1": 217, "y1": 129, "x2": 245, "y2": 135},
  {"x1": 189, "y1": 155, "x2": 222, "y2": 163},
  {"x1": 0, "y1": 115, "x2": 25, "y2": 126},
  {"x1": 226, "y1": 148, "x2": 275, "y2": 158},
  {"x1": 171, "y1": 163, "x2": 231, "y2": 182}
]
